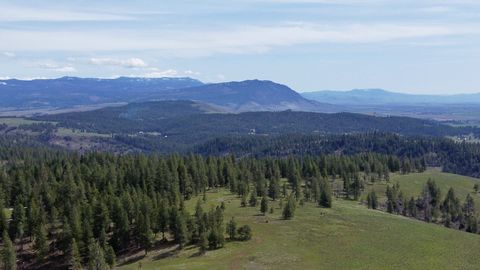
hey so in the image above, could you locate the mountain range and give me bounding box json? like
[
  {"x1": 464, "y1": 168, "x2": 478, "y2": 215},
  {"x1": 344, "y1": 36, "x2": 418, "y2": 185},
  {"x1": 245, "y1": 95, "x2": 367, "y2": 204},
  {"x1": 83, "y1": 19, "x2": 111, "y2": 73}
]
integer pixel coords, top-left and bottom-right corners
[
  {"x1": 2, "y1": 77, "x2": 480, "y2": 120},
  {"x1": 302, "y1": 89, "x2": 480, "y2": 105},
  {"x1": 0, "y1": 77, "x2": 328, "y2": 114}
]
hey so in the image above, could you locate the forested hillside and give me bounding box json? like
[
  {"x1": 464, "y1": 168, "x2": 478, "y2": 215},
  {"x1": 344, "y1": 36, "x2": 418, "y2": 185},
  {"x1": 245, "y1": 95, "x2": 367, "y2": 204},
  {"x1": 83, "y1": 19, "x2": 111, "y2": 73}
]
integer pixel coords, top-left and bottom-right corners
[
  {"x1": 0, "y1": 135, "x2": 426, "y2": 269},
  {"x1": 36, "y1": 100, "x2": 478, "y2": 138}
]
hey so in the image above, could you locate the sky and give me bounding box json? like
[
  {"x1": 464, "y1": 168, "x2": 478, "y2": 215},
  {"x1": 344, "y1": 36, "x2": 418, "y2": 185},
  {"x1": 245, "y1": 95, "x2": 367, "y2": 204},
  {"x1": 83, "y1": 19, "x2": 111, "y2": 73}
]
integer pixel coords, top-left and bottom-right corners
[{"x1": 0, "y1": 0, "x2": 479, "y2": 94}]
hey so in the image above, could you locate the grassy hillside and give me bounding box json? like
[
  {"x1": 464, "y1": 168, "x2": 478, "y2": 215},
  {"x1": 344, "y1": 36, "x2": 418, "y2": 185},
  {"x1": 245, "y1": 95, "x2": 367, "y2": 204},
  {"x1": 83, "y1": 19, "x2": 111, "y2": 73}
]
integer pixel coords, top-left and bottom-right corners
[
  {"x1": 119, "y1": 188, "x2": 480, "y2": 270},
  {"x1": 365, "y1": 169, "x2": 480, "y2": 204}
]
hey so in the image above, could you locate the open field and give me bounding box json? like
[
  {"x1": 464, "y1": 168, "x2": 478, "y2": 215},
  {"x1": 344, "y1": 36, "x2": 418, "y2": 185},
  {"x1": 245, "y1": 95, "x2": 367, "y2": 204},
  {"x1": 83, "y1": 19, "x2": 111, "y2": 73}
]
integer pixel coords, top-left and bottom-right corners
[
  {"x1": 0, "y1": 117, "x2": 109, "y2": 138},
  {"x1": 0, "y1": 117, "x2": 46, "y2": 126},
  {"x1": 119, "y1": 187, "x2": 480, "y2": 270},
  {"x1": 364, "y1": 170, "x2": 480, "y2": 204},
  {"x1": 56, "y1": 127, "x2": 111, "y2": 138}
]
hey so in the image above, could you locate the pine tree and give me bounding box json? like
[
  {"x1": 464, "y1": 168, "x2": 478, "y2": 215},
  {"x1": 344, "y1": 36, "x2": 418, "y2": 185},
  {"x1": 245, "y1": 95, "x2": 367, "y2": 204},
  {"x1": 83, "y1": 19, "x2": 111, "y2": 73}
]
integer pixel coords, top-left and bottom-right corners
[
  {"x1": 137, "y1": 212, "x2": 154, "y2": 254},
  {"x1": 207, "y1": 227, "x2": 224, "y2": 249},
  {"x1": 366, "y1": 190, "x2": 378, "y2": 209},
  {"x1": 88, "y1": 240, "x2": 109, "y2": 270},
  {"x1": 199, "y1": 232, "x2": 208, "y2": 254},
  {"x1": 9, "y1": 201, "x2": 25, "y2": 243},
  {"x1": 226, "y1": 217, "x2": 237, "y2": 240},
  {"x1": 260, "y1": 196, "x2": 269, "y2": 215},
  {"x1": 33, "y1": 223, "x2": 48, "y2": 262},
  {"x1": 104, "y1": 244, "x2": 116, "y2": 269},
  {"x1": 0, "y1": 199, "x2": 8, "y2": 237},
  {"x1": 268, "y1": 175, "x2": 280, "y2": 201},
  {"x1": 2, "y1": 231, "x2": 16, "y2": 270},
  {"x1": 282, "y1": 195, "x2": 296, "y2": 220},
  {"x1": 463, "y1": 194, "x2": 477, "y2": 233},
  {"x1": 237, "y1": 225, "x2": 252, "y2": 241},
  {"x1": 174, "y1": 212, "x2": 189, "y2": 249},
  {"x1": 240, "y1": 193, "x2": 247, "y2": 207},
  {"x1": 319, "y1": 179, "x2": 332, "y2": 208},
  {"x1": 249, "y1": 191, "x2": 257, "y2": 207},
  {"x1": 408, "y1": 197, "x2": 417, "y2": 217},
  {"x1": 68, "y1": 238, "x2": 83, "y2": 270}
]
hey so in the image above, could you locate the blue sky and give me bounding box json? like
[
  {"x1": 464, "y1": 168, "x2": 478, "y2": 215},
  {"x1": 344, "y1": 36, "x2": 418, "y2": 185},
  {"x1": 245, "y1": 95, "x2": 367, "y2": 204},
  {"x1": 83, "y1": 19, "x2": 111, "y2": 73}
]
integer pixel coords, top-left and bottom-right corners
[{"x1": 0, "y1": 0, "x2": 479, "y2": 94}]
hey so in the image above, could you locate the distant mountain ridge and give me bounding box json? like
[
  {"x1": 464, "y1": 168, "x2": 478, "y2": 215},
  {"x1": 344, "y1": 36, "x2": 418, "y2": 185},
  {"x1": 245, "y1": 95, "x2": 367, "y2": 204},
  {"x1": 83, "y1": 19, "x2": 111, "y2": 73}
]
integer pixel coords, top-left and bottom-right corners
[
  {"x1": 0, "y1": 76, "x2": 330, "y2": 114},
  {"x1": 303, "y1": 89, "x2": 480, "y2": 105},
  {"x1": 150, "y1": 79, "x2": 329, "y2": 112},
  {"x1": 0, "y1": 76, "x2": 204, "y2": 110}
]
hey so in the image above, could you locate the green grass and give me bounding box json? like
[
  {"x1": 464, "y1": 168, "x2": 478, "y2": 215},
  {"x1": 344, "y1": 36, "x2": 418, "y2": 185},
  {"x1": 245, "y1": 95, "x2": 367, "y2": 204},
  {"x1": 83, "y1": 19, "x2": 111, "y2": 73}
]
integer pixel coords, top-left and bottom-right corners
[
  {"x1": 364, "y1": 170, "x2": 480, "y2": 204},
  {"x1": 0, "y1": 117, "x2": 108, "y2": 138},
  {"x1": 0, "y1": 117, "x2": 44, "y2": 126},
  {"x1": 119, "y1": 186, "x2": 480, "y2": 270},
  {"x1": 56, "y1": 127, "x2": 110, "y2": 138}
]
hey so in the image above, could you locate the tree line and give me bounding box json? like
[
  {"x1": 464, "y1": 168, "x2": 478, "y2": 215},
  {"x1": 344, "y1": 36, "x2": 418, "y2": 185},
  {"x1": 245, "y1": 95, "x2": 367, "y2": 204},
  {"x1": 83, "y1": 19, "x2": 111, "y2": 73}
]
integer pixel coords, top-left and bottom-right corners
[
  {"x1": 366, "y1": 179, "x2": 478, "y2": 234},
  {"x1": 0, "y1": 138, "x2": 422, "y2": 269}
]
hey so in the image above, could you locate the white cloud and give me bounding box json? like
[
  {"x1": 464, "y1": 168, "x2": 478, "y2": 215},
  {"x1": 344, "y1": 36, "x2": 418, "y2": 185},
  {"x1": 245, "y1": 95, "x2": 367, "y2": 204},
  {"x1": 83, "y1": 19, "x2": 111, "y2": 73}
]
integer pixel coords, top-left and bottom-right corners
[
  {"x1": 89, "y1": 57, "x2": 148, "y2": 68},
  {"x1": 184, "y1": 70, "x2": 200, "y2": 76},
  {"x1": 142, "y1": 69, "x2": 179, "y2": 77},
  {"x1": 0, "y1": 23, "x2": 477, "y2": 57},
  {"x1": 29, "y1": 61, "x2": 76, "y2": 72}
]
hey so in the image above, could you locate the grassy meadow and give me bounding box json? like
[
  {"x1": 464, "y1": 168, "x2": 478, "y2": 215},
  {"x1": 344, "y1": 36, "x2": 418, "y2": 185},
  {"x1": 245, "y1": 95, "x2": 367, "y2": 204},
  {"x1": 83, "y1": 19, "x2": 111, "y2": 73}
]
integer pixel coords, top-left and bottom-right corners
[
  {"x1": 364, "y1": 169, "x2": 480, "y2": 204},
  {"x1": 119, "y1": 178, "x2": 480, "y2": 270}
]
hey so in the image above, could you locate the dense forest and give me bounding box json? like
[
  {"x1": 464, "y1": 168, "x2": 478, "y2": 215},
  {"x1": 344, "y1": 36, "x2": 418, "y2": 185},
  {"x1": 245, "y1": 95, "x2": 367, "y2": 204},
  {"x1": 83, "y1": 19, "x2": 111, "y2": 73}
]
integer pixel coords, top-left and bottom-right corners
[
  {"x1": 196, "y1": 133, "x2": 480, "y2": 178},
  {"x1": 0, "y1": 135, "x2": 426, "y2": 269},
  {"x1": 35, "y1": 101, "x2": 479, "y2": 138}
]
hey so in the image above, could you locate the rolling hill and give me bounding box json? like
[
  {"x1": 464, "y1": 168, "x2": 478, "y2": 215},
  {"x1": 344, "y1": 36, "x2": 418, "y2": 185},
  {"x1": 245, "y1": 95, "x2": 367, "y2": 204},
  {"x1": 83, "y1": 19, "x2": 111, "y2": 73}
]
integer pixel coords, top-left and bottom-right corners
[
  {"x1": 36, "y1": 100, "x2": 476, "y2": 138},
  {"x1": 118, "y1": 187, "x2": 480, "y2": 270}
]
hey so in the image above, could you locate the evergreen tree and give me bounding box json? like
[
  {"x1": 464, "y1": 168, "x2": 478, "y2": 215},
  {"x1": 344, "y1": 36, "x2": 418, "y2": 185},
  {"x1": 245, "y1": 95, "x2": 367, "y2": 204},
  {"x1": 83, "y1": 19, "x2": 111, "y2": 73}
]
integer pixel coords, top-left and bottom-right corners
[
  {"x1": 68, "y1": 238, "x2": 83, "y2": 270},
  {"x1": 1, "y1": 231, "x2": 16, "y2": 270},
  {"x1": 207, "y1": 227, "x2": 224, "y2": 249},
  {"x1": 249, "y1": 191, "x2": 257, "y2": 207},
  {"x1": 9, "y1": 201, "x2": 25, "y2": 243},
  {"x1": 463, "y1": 194, "x2": 477, "y2": 233},
  {"x1": 137, "y1": 212, "x2": 154, "y2": 254},
  {"x1": 441, "y1": 188, "x2": 461, "y2": 228},
  {"x1": 0, "y1": 199, "x2": 8, "y2": 237},
  {"x1": 240, "y1": 193, "x2": 247, "y2": 207},
  {"x1": 33, "y1": 223, "x2": 48, "y2": 262},
  {"x1": 104, "y1": 244, "x2": 116, "y2": 269},
  {"x1": 260, "y1": 196, "x2": 269, "y2": 215},
  {"x1": 407, "y1": 197, "x2": 417, "y2": 217},
  {"x1": 282, "y1": 195, "x2": 296, "y2": 220},
  {"x1": 226, "y1": 217, "x2": 237, "y2": 240},
  {"x1": 237, "y1": 225, "x2": 252, "y2": 241},
  {"x1": 174, "y1": 212, "x2": 189, "y2": 249},
  {"x1": 88, "y1": 240, "x2": 109, "y2": 270},
  {"x1": 268, "y1": 175, "x2": 281, "y2": 201},
  {"x1": 319, "y1": 179, "x2": 332, "y2": 208},
  {"x1": 199, "y1": 232, "x2": 208, "y2": 254},
  {"x1": 474, "y1": 183, "x2": 479, "y2": 193},
  {"x1": 366, "y1": 190, "x2": 378, "y2": 209}
]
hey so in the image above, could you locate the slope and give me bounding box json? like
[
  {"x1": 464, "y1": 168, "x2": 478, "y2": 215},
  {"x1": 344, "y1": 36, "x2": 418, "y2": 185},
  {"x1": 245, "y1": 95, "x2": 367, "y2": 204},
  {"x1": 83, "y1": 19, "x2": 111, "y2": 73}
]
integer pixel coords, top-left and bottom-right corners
[
  {"x1": 149, "y1": 79, "x2": 329, "y2": 112},
  {"x1": 119, "y1": 189, "x2": 480, "y2": 270}
]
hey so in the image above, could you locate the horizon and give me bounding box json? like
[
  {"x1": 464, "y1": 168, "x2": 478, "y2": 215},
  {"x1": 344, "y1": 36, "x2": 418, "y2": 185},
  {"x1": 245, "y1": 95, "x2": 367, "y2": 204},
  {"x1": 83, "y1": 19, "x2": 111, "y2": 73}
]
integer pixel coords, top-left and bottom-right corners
[{"x1": 1, "y1": 1, "x2": 480, "y2": 94}]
